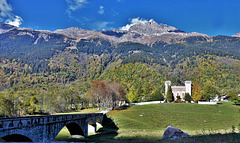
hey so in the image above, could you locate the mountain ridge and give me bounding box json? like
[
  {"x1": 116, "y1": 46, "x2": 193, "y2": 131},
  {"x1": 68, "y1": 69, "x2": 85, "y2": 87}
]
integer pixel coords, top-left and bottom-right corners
[
  {"x1": 52, "y1": 20, "x2": 210, "y2": 44},
  {"x1": 0, "y1": 21, "x2": 240, "y2": 67},
  {"x1": 1, "y1": 21, "x2": 236, "y2": 47}
]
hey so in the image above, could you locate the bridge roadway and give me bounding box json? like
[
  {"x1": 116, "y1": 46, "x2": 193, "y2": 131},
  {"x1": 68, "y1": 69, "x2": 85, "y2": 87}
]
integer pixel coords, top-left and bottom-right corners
[{"x1": 0, "y1": 113, "x2": 103, "y2": 142}]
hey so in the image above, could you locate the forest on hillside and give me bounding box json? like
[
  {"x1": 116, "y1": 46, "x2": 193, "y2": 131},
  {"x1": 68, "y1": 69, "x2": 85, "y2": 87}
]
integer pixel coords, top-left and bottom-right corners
[{"x1": 0, "y1": 34, "x2": 240, "y2": 117}]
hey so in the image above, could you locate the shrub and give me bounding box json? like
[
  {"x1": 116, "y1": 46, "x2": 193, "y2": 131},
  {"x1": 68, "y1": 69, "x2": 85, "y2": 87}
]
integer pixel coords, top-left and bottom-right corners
[
  {"x1": 176, "y1": 95, "x2": 181, "y2": 100},
  {"x1": 174, "y1": 99, "x2": 182, "y2": 103},
  {"x1": 229, "y1": 91, "x2": 239, "y2": 104},
  {"x1": 151, "y1": 88, "x2": 164, "y2": 101},
  {"x1": 184, "y1": 93, "x2": 192, "y2": 103}
]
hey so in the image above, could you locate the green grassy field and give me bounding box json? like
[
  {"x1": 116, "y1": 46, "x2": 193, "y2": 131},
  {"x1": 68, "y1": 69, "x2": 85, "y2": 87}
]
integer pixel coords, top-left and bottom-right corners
[
  {"x1": 56, "y1": 108, "x2": 101, "y2": 115},
  {"x1": 110, "y1": 103, "x2": 240, "y2": 133},
  {"x1": 55, "y1": 102, "x2": 240, "y2": 142}
]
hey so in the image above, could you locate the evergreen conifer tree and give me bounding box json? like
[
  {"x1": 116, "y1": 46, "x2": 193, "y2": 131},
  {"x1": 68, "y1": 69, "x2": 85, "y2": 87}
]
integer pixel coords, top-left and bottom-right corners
[
  {"x1": 184, "y1": 93, "x2": 192, "y2": 103},
  {"x1": 166, "y1": 85, "x2": 174, "y2": 102}
]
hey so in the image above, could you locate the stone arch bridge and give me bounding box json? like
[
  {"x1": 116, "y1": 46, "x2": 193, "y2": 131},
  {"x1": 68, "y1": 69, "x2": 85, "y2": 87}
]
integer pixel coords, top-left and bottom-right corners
[{"x1": 0, "y1": 113, "x2": 103, "y2": 142}]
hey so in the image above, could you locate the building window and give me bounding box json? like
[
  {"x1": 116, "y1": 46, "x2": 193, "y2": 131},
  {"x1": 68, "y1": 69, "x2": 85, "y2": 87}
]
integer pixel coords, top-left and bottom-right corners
[{"x1": 182, "y1": 93, "x2": 185, "y2": 97}]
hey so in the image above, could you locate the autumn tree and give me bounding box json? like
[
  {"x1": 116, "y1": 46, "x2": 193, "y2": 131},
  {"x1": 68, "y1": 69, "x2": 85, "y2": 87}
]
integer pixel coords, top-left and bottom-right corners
[
  {"x1": 166, "y1": 85, "x2": 174, "y2": 102},
  {"x1": 127, "y1": 87, "x2": 136, "y2": 103},
  {"x1": 109, "y1": 82, "x2": 126, "y2": 109},
  {"x1": 191, "y1": 82, "x2": 202, "y2": 103},
  {"x1": 91, "y1": 79, "x2": 109, "y2": 110}
]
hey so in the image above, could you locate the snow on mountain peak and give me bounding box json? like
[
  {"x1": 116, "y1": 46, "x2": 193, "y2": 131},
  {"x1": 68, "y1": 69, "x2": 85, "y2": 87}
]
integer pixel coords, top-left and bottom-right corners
[{"x1": 120, "y1": 17, "x2": 154, "y2": 31}]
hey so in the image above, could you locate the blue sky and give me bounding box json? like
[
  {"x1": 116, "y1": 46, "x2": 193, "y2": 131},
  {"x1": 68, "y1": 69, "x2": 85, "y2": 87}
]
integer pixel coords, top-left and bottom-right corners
[{"x1": 0, "y1": 0, "x2": 240, "y2": 36}]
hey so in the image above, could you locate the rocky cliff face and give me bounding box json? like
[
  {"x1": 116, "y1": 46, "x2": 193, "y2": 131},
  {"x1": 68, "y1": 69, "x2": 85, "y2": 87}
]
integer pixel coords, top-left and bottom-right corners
[
  {"x1": 54, "y1": 27, "x2": 95, "y2": 38},
  {"x1": 128, "y1": 20, "x2": 178, "y2": 36},
  {"x1": 52, "y1": 20, "x2": 209, "y2": 45},
  {"x1": 0, "y1": 23, "x2": 16, "y2": 34},
  {"x1": 99, "y1": 20, "x2": 209, "y2": 44}
]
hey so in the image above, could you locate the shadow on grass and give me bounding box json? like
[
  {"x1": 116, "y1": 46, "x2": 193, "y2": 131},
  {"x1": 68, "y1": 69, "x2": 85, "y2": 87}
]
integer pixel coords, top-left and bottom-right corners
[
  {"x1": 84, "y1": 114, "x2": 119, "y2": 142},
  {"x1": 115, "y1": 133, "x2": 240, "y2": 143},
  {"x1": 114, "y1": 105, "x2": 131, "y2": 111},
  {"x1": 55, "y1": 126, "x2": 240, "y2": 143},
  {"x1": 161, "y1": 133, "x2": 240, "y2": 143},
  {"x1": 54, "y1": 114, "x2": 119, "y2": 142}
]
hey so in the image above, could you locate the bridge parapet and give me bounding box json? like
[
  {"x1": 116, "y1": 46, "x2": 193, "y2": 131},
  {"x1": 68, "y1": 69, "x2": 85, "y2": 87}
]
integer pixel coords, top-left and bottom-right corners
[{"x1": 0, "y1": 116, "x2": 45, "y2": 131}]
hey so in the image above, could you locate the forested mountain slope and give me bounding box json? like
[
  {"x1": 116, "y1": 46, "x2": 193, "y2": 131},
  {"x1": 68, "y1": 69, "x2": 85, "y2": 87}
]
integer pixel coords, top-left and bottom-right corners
[{"x1": 0, "y1": 22, "x2": 239, "y2": 116}]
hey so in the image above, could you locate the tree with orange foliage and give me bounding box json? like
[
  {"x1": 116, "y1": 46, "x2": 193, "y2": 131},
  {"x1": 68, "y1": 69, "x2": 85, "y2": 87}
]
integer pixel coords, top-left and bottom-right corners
[
  {"x1": 109, "y1": 82, "x2": 126, "y2": 109},
  {"x1": 192, "y1": 82, "x2": 202, "y2": 103},
  {"x1": 90, "y1": 80, "x2": 126, "y2": 110},
  {"x1": 91, "y1": 79, "x2": 109, "y2": 110}
]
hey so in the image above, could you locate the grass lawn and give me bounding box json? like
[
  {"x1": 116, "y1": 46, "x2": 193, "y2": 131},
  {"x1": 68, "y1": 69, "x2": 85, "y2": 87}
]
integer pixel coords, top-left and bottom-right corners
[
  {"x1": 56, "y1": 108, "x2": 101, "y2": 115},
  {"x1": 111, "y1": 102, "x2": 240, "y2": 132},
  {"x1": 55, "y1": 102, "x2": 240, "y2": 142}
]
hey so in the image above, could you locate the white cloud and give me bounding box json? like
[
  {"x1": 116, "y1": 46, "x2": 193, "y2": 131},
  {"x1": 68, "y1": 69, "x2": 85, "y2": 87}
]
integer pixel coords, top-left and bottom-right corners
[
  {"x1": 0, "y1": 0, "x2": 12, "y2": 17},
  {"x1": 6, "y1": 15, "x2": 23, "y2": 27},
  {"x1": 65, "y1": 0, "x2": 88, "y2": 22},
  {"x1": 98, "y1": 6, "x2": 104, "y2": 15},
  {"x1": 0, "y1": 0, "x2": 23, "y2": 27},
  {"x1": 65, "y1": 0, "x2": 88, "y2": 11},
  {"x1": 64, "y1": 0, "x2": 112, "y2": 30},
  {"x1": 120, "y1": 17, "x2": 153, "y2": 31},
  {"x1": 93, "y1": 21, "x2": 113, "y2": 30}
]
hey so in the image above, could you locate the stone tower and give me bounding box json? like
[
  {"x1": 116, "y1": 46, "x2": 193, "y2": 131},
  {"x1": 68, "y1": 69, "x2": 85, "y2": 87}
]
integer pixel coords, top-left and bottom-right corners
[
  {"x1": 185, "y1": 81, "x2": 192, "y2": 95},
  {"x1": 165, "y1": 81, "x2": 171, "y2": 96}
]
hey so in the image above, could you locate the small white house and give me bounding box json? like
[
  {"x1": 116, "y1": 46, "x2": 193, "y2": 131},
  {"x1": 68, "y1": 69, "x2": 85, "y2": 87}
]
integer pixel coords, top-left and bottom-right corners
[
  {"x1": 211, "y1": 95, "x2": 230, "y2": 102},
  {"x1": 210, "y1": 95, "x2": 219, "y2": 102}
]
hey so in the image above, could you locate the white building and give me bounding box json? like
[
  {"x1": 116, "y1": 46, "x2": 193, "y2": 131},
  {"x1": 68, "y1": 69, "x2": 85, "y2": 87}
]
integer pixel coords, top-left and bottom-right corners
[{"x1": 165, "y1": 81, "x2": 191, "y2": 100}]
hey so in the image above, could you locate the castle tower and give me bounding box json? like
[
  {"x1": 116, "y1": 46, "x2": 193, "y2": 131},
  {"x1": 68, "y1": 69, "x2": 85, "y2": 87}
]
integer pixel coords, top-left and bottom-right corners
[
  {"x1": 165, "y1": 81, "x2": 171, "y2": 96},
  {"x1": 185, "y1": 81, "x2": 192, "y2": 95}
]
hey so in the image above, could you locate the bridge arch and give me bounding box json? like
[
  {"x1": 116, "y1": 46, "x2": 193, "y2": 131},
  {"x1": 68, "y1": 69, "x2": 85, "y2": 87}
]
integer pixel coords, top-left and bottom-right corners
[
  {"x1": 88, "y1": 118, "x2": 95, "y2": 126},
  {"x1": 2, "y1": 134, "x2": 33, "y2": 142},
  {"x1": 66, "y1": 122, "x2": 85, "y2": 136},
  {"x1": 87, "y1": 118, "x2": 96, "y2": 134},
  {"x1": 0, "y1": 126, "x2": 38, "y2": 142},
  {"x1": 54, "y1": 121, "x2": 85, "y2": 141},
  {"x1": 87, "y1": 116, "x2": 103, "y2": 134},
  {"x1": 96, "y1": 117, "x2": 103, "y2": 131},
  {"x1": 97, "y1": 117, "x2": 102, "y2": 124}
]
